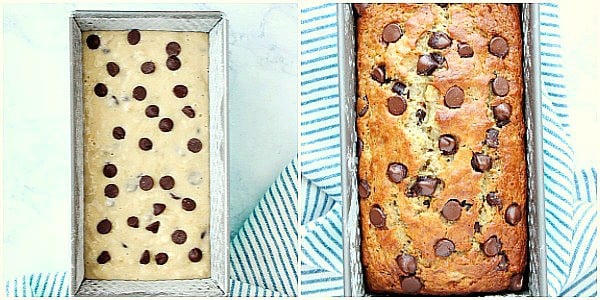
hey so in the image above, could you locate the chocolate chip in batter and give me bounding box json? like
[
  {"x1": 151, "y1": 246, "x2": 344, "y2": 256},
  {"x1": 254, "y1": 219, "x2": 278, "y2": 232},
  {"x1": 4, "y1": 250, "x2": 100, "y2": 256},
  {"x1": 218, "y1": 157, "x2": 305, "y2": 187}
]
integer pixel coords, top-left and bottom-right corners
[
  {"x1": 200, "y1": 231, "x2": 206, "y2": 239},
  {"x1": 159, "y1": 176, "x2": 175, "y2": 190},
  {"x1": 166, "y1": 41, "x2": 181, "y2": 56},
  {"x1": 182, "y1": 106, "x2": 195, "y2": 118},
  {"x1": 166, "y1": 55, "x2": 181, "y2": 71},
  {"x1": 458, "y1": 42, "x2": 474, "y2": 58},
  {"x1": 171, "y1": 229, "x2": 187, "y2": 244},
  {"x1": 144, "y1": 105, "x2": 159, "y2": 118},
  {"x1": 489, "y1": 36, "x2": 509, "y2": 58},
  {"x1": 387, "y1": 163, "x2": 408, "y2": 183},
  {"x1": 145, "y1": 221, "x2": 160, "y2": 234},
  {"x1": 392, "y1": 81, "x2": 407, "y2": 96},
  {"x1": 173, "y1": 85, "x2": 188, "y2": 98},
  {"x1": 471, "y1": 152, "x2": 492, "y2": 172},
  {"x1": 416, "y1": 109, "x2": 426, "y2": 125},
  {"x1": 485, "y1": 128, "x2": 500, "y2": 148},
  {"x1": 371, "y1": 65, "x2": 386, "y2": 83},
  {"x1": 155, "y1": 253, "x2": 168, "y2": 265},
  {"x1": 153, "y1": 203, "x2": 166, "y2": 216},
  {"x1": 439, "y1": 134, "x2": 458, "y2": 155},
  {"x1": 127, "y1": 216, "x2": 139, "y2": 228},
  {"x1": 133, "y1": 86, "x2": 147, "y2": 101},
  {"x1": 444, "y1": 86, "x2": 464, "y2": 108},
  {"x1": 103, "y1": 163, "x2": 117, "y2": 178},
  {"x1": 491, "y1": 76, "x2": 510, "y2": 97},
  {"x1": 97, "y1": 219, "x2": 112, "y2": 234},
  {"x1": 159, "y1": 118, "x2": 174, "y2": 132},
  {"x1": 369, "y1": 205, "x2": 386, "y2": 228},
  {"x1": 182, "y1": 198, "x2": 196, "y2": 211},
  {"x1": 497, "y1": 253, "x2": 509, "y2": 271},
  {"x1": 104, "y1": 184, "x2": 119, "y2": 198},
  {"x1": 127, "y1": 29, "x2": 141, "y2": 45},
  {"x1": 442, "y1": 199, "x2": 462, "y2": 221},
  {"x1": 493, "y1": 103, "x2": 512, "y2": 127},
  {"x1": 434, "y1": 238, "x2": 455, "y2": 257},
  {"x1": 387, "y1": 96, "x2": 407, "y2": 116},
  {"x1": 357, "y1": 95, "x2": 369, "y2": 117},
  {"x1": 509, "y1": 273, "x2": 524, "y2": 291},
  {"x1": 482, "y1": 235, "x2": 502, "y2": 257},
  {"x1": 396, "y1": 253, "x2": 417, "y2": 275},
  {"x1": 141, "y1": 61, "x2": 155, "y2": 74},
  {"x1": 96, "y1": 251, "x2": 111, "y2": 264},
  {"x1": 94, "y1": 83, "x2": 108, "y2": 97},
  {"x1": 382, "y1": 23, "x2": 402, "y2": 43},
  {"x1": 139, "y1": 250, "x2": 150, "y2": 264},
  {"x1": 409, "y1": 176, "x2": 440, "y2": 197},
  {"x1": 187, "y1": 138, "x2": 202, "y2": 153},
  {"x1": 505, "y1": 203, "x2": 523, "y2": 225},
  {"x1": 112, "y1": 126, "x2": 125, "y2": 140},
  {"x1": 189, "y1": 248, "x2": 203, "y2": 262},
  {"x1": 106, "y1": 62, "x2": 120, "y2": 77},
  {"x1": 358, "y1": 179, "x2": 371, "y2": 198},
  {"x1": 401, "y1": 276, "x2": 422, "y2": 294},
  {"x1": 428, "y1": 31, "x2": 452, "y2": 49},
  {"x1": 139, "y1": 138, "x2": 153, "y2": 151},
  {"x1": 139, "y1": 175, "x2": 154, "y2": 191},
  {"x1": 417, "y1": 54, "x2": 441, "y2": 75},
  {"x1": 86, "y1": 34, "x2": 100, "y2": 49}
]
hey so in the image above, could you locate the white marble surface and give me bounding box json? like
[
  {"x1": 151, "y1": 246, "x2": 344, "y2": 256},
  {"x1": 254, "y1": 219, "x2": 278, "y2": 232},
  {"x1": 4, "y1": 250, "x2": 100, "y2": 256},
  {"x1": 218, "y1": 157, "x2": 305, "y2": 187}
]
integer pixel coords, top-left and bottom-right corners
[{"x1": 2, "y1": 3, "x2": 297, "y2": 278}]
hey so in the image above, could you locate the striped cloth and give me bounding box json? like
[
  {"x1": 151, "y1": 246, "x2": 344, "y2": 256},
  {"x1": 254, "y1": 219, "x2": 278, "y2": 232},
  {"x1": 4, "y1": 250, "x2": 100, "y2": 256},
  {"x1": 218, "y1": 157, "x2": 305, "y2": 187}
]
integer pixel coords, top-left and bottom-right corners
[
  {"x1": 4, "y1": 157, "x2": 298, "y2": 297},
  {"x1": 299, "y1": 2, "x2": 597, "y2": 297}
]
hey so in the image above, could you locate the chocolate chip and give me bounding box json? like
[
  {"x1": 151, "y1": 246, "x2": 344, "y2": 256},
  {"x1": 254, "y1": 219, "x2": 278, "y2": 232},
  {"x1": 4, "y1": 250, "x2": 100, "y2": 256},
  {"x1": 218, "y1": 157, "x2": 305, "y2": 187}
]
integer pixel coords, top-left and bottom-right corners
[
  {"x1": 387, "y1": 96, "x2": 407, "y2": 116},
  {"x1": 458, "y1": 42, "x2": 474, "y2": 57},
  {"x1": 97, "y1": 219, "x2": 112, "y2": 234},
  {"x1": 416, "y1": 109, "x2": 426, "y2": 125},
  {"x1": 369, "y1": 206, "x2": 386, "y2": 228},
  {"x1": 139, "y1": 250, "x2": 150, "y2": 264},
  {"x1": 382, "y1": 23, "x2": 402, "y2": 43},
  {"x1": 497, "y1": 253, "x2": 509, "y2": 271},
  {"x1": 401, "y1": 276, "x2": 422, "y2": 294},
  {"x1": 357, "y1": 95, "x2": 369, "y2": 117},
  {"x1": 141, "y1": 61, "x2": 155, "y2": 74},
  {"x1": 491, "y1": 76, "x2": 510, "y2": 96},
  {"x1": 460, "y1": 200, "x2": 473, "y2": 210},
  {"x1": 94, "y1": 83, "x2": 108, "y2": 97},
  {"x1": 187, "y1": 138, "x2": 202, "y2": 153},
  {"x1": 112, "y1": 126, "x2": 125, "y2": 140},
  {"x1": 387, "y1": 163, "x2": 408, "y2": 183},
  {"x1": 145, "y1": 221, "x2": 160, "y2": 234},
  {"x1": 371, "y1": 65, "x2": 386, "y2": 83},
  {"x1": 182, "y1": 198, "x2": 196, "y2": 211},
  {"x1": 159, "y1": 118, "x2": 174, "y2": 132},
  {"x1": 509, "y1": 274, "x2": 523, "y2": 291},
  {"x1": 106, "y1": 62, "x2": 120, "y2": 77},
  {"x1": 86, "y1": 34, "x2": 101, "y2": 49},
  {"x1": 489, "y1": 36, "x2": 509, "y2": 58},
  {"x1": 166, "y1": 55, "x2": 181, "y2": 71},
  {"x1": 485, "y1": 128, "x2": 499, "y2": 148},
  {"x1": 200, "y1": 231, "x2": 206, "y2": 239},
  {"x1": 133, "y1": 86, "x2": 147, "y2": 101},
  {"x1": 423, "y1": 199, "x2": 430, "y2": 208},
  {"x1": 392, "y1": 82, "x2": 407, "y2": 96},
  {"x1": 431, "y1": 53, "x2": 445, "y2": 65},
  {"x1": 166, "y1": 42, "x2": 181, "y2": 56},
  {"x1": 159, "y1": 176, "x2": 175, "y2": 190},
  {"x1": 482, "y1": 235, "x2": 502, "y2": 257},
  {"x1": 97, "y1": 251, "x2": 110, "y2": 264},
  {"x1": 417, "y1": 54, "x2": 440, "y2": 75},
  {"x1": 439, "y1": 134, "x2": 458, "y2": 155},
  {"x1": 442, "y1": 200, "x2": 462, "y2": 221},
  {"x1": 410, "y1": 177, "x2": 439, "y2": 197},
  {"x1": 182, "y1": 106, "x2": 195, "y2": 118},
  {"x1": 428, "y1": 32, "x2": 452, "y2": 49},
  {"x1": 444, "y1": 86, "x2": 464, "y2": 108},
  {"x1": 358, "y1": 179, "x2": 371, "y2": 198},
  {"x1": 171, "y1": 230, "x2": 187, "y2": 244},
  {"x1": 145, "y1": 105, "x2": 159, "y2": 118},
  {"x1": 139, "y1": 175, "x2": 154, "y2": 191},
  {"x1": 474, "y1": 222, "x2": 481, "y2": 233},
  {"x1": 104, "y1": 184, "x2": 119, "y2": 198},
  {"x1": 170, "y1": 193, "x2": 181, "y2": 200},
  {"x1": 155, "y1": 253, "x2": 168, "y2": 265},
  {"x1": 471, "y1": 152, "x2": 492, "y2": 172},
  {"x1": 357, "y1": 138, "x2": 364, "y2": 158},
  {"x1": 127, "y1": 216, "x2": 139, "y2": 228},
  {"x1": 493, "y1": 103, "x2": 512, "y2": 127},
  {"x1": 153, "y1": 203, "x2": 166, "y2": 216},
  {"x1": 173, "y1": 85, "x2": 188, "y2": 98},
  {"x1": 434, "y1": 238, "x2": 455, "y2": 257},
  {"x1": 485, "y1": 192, "x2": 502, "y2": 208},
  {"x1": 396, "y1": 254, "x2": 417, "y2": 274},
  {"x1": 139, "y1": 138, "x2": 153, "y2": 151},
  {"x1": 505, "y1": 203, "x2": 523, "y2": 225},
  {"x1": 189, "y1": 248, "x2": 203, "y2": 262},
  {"x1": 127, "y1": 30, "x2": 141, "y2": 45},
  {"x1": 103, "y1": 163, "x2": 117, "y2": 178}
]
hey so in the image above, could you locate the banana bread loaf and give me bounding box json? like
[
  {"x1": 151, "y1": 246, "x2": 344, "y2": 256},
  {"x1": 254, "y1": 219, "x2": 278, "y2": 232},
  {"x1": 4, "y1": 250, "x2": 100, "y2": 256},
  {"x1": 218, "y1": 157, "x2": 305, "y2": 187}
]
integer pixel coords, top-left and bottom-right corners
[{"x1": 355, "y1": 3, "x2": 527, "y2": 295}]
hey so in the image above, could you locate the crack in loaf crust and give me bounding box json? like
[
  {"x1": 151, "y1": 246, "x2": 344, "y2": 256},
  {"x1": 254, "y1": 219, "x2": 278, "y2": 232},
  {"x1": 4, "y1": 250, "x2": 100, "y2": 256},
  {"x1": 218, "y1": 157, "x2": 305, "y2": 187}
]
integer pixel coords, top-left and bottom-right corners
[{"x1": 355, "y1": 4, "x2": 527, "y2": 295}]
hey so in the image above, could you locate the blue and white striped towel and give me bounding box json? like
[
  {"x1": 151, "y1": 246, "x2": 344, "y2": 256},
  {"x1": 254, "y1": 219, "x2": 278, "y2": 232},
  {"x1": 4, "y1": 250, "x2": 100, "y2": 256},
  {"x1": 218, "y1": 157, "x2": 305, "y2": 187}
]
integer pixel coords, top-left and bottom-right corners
[
  {"x1": 299, "y1": 3, "x2": 597, "y2": 296},
  {"x1": 4, "y1": 157, "x2": 298, "y2": 297}
]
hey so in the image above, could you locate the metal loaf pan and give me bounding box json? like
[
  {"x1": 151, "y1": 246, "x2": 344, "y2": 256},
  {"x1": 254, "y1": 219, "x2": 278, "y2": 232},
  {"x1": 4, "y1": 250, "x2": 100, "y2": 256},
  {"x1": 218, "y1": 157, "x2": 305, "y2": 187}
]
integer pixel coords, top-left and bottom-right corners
[
  {"x1": 70, "y1": 11, "x2": 229, "y2": 296},
  {"x1": 338, "y1": 3, "x2": 547, "y2": 296}
]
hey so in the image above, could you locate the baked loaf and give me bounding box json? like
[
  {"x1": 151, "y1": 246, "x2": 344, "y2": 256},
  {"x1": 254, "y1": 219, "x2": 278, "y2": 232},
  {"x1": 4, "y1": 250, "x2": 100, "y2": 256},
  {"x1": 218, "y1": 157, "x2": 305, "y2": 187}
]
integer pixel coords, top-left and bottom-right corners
[
  {"x1": 82, "y1": 30, "x2": 210, "y2": 280},
  {"x1": 355, "y1": 4, "x2": 527, "y2": 295}
]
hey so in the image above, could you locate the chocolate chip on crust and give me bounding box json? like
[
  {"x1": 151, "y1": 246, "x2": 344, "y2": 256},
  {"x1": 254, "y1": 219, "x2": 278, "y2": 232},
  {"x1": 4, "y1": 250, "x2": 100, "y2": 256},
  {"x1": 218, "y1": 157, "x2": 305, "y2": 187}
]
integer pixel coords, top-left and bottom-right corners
[
  {"x1": 428, "y1": 31, "x2": 452, "y2": 49},
  {"x1": 358, "y1": 179, "x2": 371, "y2": 198},
  {"x1": 439, "y1": 134, "x2": 458, "y2": 155},
  {"x1": 434, "y1": 238, "x2": 455, "y2": 257},
  {"x1": 509, "y1": 273, "x2": 524, "y2": 291},
  {"x1": 505, "y1": 203, "x2": 523, "y2": 225},
  {"x1": 441, "y1": 199, "x2": 462, "y2": 221},
  {"x1": 382, "y1": 23, "x2": 403, "y2": 43},
  {"x1": 371, "y1": 65, "x2": 386, "y2": 83},
  {"x1": 471, "y1": 152, "x2": 492, "y2": 172},
  {"x1": 387, "y1": 163, "x2": 408, "y2": 183},
  {"x1": 369, "y1": 205, "x2": 386, "y2": 228},
  {"x1": 396, "y1": 253, "x2": 417, "y2": 275},
  {"x1": 401, "y1": 276, "x2": 422, "y2": 294},
  {"x1": 444, "y1": 86, "x2": 464, "y2": 108},
  {"x1": 482, "y1": 235, "x2": 502, "y2": 257},
  {"x1": 489, "y1": 36, "x2": 509, "y2": 58},
  {"x1": 387, "y1": 96, "x2": 407, "y2": 116}
]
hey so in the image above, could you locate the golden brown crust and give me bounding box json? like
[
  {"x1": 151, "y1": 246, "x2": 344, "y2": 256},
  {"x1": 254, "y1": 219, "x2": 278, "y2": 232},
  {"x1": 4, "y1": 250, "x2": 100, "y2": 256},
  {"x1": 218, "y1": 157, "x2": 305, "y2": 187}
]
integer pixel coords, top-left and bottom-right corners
[{"x1": 356, "y1": 4, "x2": 526, "y2": 295}]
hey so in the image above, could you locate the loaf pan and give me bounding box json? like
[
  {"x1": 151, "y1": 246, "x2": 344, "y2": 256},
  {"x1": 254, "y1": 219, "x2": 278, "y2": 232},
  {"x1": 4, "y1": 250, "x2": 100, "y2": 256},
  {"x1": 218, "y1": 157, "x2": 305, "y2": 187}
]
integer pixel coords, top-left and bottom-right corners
[
  {"x1": 70, "y1": 11, "x2": 229, "y2": 296},
  {"x1": 338, "y1": 3, "x2": 548, "y2": 296}
]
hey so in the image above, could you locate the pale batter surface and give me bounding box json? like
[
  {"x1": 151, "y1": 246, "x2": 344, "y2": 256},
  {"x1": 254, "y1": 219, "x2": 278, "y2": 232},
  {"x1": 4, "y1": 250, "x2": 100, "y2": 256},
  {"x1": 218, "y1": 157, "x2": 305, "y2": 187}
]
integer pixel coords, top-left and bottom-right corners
[{"x1": 82, "y1": 30, "x2": 210, "y2": 280}]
